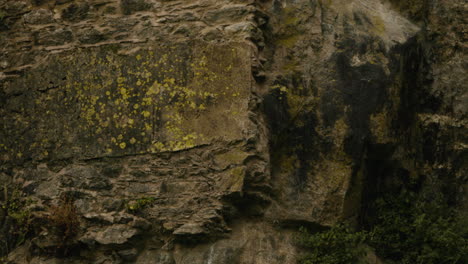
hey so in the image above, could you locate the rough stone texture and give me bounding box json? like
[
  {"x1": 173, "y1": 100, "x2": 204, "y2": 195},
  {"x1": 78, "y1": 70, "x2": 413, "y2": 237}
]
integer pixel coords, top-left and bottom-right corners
[
  {"x1": 0, "y1": 0, "x2": 466, "y2": 263},
  {"x1": 260, "y1": 0, "x2": 421, "y2": 226},
  {"x1": 1, "y1": 42, "x2": 252, "y2": 160}
]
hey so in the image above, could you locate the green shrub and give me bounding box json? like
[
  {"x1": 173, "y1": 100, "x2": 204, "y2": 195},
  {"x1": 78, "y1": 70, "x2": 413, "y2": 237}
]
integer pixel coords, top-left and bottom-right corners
[
  {"x1": 296, "y1": 224, "x2": 368, "y2": 264},
  {"x1": 297, "y1": 189, "x2": 467, "y2": 264},
  {"x1": 367, "y1": 190, "x2": 468, "y2": 264}
]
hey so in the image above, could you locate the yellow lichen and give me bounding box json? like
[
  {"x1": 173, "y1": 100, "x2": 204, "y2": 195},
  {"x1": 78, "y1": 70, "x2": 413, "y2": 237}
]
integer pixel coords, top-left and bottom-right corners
[{"x1": 142, "y1": 111, "x2": 151, "y2": 118}]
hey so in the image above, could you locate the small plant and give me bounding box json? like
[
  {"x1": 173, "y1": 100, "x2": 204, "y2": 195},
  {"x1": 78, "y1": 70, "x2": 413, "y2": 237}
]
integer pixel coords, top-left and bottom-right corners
[
  {"x1": 0, "y1": 185, "x2": 34, "y2": 257},
  {"x1": 296, "y1": 224, "x2": 368, "y2": 264},
  {"x1": 47, "y1": 195, "x2": 80, "y2": 255},
  {"x1": 126, "y1": 197, "x2": 155, "y2": 213}
]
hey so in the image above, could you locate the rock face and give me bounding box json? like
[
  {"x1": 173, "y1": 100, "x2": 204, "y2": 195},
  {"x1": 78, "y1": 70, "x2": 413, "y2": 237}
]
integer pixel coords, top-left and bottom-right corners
[{"x1": 0, "y1": 0, "x2": 466, "y2": 263}]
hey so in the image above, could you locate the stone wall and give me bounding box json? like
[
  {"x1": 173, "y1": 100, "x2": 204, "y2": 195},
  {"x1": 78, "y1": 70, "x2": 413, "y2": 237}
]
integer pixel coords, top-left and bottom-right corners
[{"x1": 1, "y1": 0, "x2": 466, "y2": 263}]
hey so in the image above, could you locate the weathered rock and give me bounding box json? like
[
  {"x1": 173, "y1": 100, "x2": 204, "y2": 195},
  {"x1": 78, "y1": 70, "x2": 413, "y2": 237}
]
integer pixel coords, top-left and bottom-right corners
[
  {"x1": 77, "y1": 28, "x2": 106, "y2": 44},
  {"x1": 3, "y1": 1, "x2": 30, "y2": 15},
  {"x1": 120, "y1": 0, "x2": 153, "y2": 15},
  {"x1": 173, "y1": 223, "x2": 205, "y2": 236},
  {"x1": 204, "y1": 5, "x2": 253, "y2": 23},
  {"x1": 117, "y1": 248, "x2": 138, "y2": 261},
  {"x1": 172, "y1": 221, "x2": 297, "y2": 264},
  {"x1": 34, "y1": 27, "x2": 73, "y2": 46},
  {"x1": 31, "y1": 231, "x2": 63, "y2": 251},
  {"x1": 259, "y1": 0, "x2": 422, "y2": 226},
  {"x1": 0, "y1": 0, "x2": 466, "y2": 263},
  {"x1": 55, "y1": 0, "x2": 73, "y2": 5},
  {"x1": 6, "y1": 244, "x2": 30, "y2": 263},
  {"x1": 83, "y1": 225, "x2": 140, "y2": 245},
  {"x1": 61, "y1": 3, "x2": 89, "y2": 22},
  {"x1": 23, "y1": 9, "x2": 54, "y2": 24},
  {"x1": 136, "y1": 250, "x2": 175, "y2": 264}
]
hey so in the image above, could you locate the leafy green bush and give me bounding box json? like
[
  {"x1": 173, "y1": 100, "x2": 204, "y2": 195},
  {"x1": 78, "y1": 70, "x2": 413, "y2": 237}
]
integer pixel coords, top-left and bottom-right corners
[
  {"x1": 296, "y1": 224, "x2": 368, "y2": 264},
  {"x1": 367, "y1": 190, "x2": 467, "y2": 264},
  {"x1": 297, "y1": 189, "x2": 467, "y2": 264}
]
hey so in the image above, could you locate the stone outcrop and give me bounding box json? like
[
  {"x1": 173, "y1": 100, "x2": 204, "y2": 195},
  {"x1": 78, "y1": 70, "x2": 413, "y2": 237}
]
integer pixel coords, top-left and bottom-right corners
[{"x1": 0, "y1": 0, "x2": 466, "y2": 263}]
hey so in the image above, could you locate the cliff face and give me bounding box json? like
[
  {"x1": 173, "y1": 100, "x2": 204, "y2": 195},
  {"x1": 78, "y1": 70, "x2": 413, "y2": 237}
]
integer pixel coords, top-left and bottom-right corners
[{"x1": 0, "y1": 0, "x2": 466, "y2": 263}]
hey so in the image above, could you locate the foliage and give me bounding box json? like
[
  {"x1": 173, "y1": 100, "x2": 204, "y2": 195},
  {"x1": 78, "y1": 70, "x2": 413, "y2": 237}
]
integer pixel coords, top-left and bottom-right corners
[
  {"x1": 47, "y1": 195, "x2": 80, "y2": 253},
  {"x1": 0, "y1": 185, "x2": 34, "y2": 257},
  {"x1": 367, "y1": 189, "x2": 468, "y2": 264},
  {"x1": 296, "y1": 224, "x2": 368, "y2": 264},
  {"x1": 126, "y1": 197, "x2": 156, "y2": 213},
  {"x1": 297, "y1": 188, "x2": 467, "y2": 264}
]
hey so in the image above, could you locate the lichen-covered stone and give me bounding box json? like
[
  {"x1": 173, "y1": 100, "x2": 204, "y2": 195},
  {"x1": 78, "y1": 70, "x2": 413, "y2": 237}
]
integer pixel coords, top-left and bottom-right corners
[
  {"x1": 1, "y1": 0, "x2": 466, "y2": 263},
  {"x1": 1, "y1": 42, "x2": 251, "y2": 163}
]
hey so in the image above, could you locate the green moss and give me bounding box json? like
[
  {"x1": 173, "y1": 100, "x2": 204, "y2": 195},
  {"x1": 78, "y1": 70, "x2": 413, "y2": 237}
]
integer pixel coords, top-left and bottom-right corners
[
  {"x1": 371, "y1": 15, "x2": 386, "y2": 35},
  {"x1": 100, "y1": 43, "x2": 120, "y2": 54},
  {"x1": 282, "y1": 58, "x2": 300, "y2": 73},
  {"x1": 297, "y1": 224, "x2": 368, "y2": 264},
  {"x1": 284, "y1": 15, "x2": 300, "y2": 26},
  {"x1": 215, "y1": 149, "x2": 249, "y2": 168},
  {"x1": 319, "y1": 0, "x2": 333, "y2": 8},
  {"x1": 275, "y1": 5, "x2": 306, "y2": 48},
  {"x1": 221, "y1": 167, "x2": 245, "y2": 193},
  {"x1": 277, "y1": 153, "x2": 298, "y2": 173},
  {"x1": 277, "y1": 34, "x2": 301, "y2": 48},
  {"x1": 126, "y1": 197, "x2": 156, "y2": 213}
]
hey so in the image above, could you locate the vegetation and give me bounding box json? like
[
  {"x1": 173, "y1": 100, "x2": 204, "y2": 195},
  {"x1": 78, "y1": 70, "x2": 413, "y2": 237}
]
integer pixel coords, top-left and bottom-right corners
[
  {"x1": 126, "y1": 197, "x2": 156, "y2": 213},
  {"x1": 0, "y1": 185, "x2": 34, "y2": 257},
  {"x1": 367, "y1": 190, "x2": 467, "y2": 264},
  {"x1": 297, "y1": 224, "x2": 368, "y2": 264},
  {"x1": 47, "y1": 195, "x2": 80, "y2": 255},
  {"x1": 297, "y1": 189, "x2": 467, "y2": 264}
]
